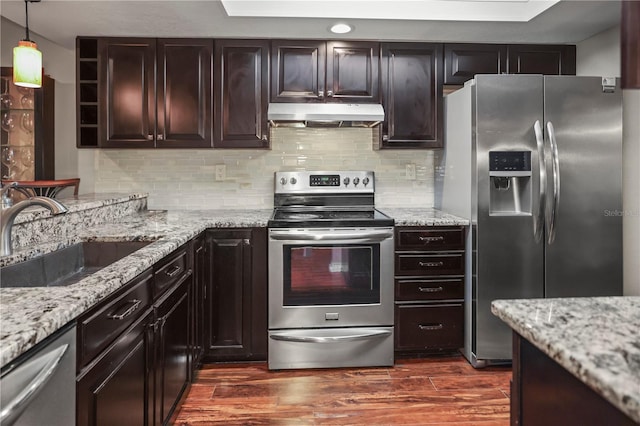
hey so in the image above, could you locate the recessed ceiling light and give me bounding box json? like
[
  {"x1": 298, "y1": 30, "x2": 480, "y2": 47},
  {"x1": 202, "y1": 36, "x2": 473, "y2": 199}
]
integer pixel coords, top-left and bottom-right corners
[{"x1": 330, "y1": 23, "x2": 353, "y2": 34}]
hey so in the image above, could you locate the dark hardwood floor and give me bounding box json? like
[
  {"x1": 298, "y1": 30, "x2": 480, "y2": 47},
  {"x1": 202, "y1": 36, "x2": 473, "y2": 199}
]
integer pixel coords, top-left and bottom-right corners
[{"x1": 173, "y1": 355, "x2": 512, "y2": 425}]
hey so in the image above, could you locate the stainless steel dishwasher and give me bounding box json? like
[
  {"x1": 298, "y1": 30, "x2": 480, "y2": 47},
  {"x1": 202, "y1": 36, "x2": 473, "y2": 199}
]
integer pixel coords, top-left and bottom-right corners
[{"x1": 0, "y1": 324, "x2": 76, "y2": 426}]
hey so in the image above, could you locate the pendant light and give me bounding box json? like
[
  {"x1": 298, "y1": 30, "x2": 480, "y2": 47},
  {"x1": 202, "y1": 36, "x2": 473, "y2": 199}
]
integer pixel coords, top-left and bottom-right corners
[{"x1": 13, "y1": 0, "x2": 42, "y2": 88}]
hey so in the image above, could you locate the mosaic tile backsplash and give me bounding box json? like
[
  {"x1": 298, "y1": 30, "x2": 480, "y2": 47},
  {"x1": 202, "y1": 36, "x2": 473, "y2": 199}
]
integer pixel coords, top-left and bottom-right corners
[{"x1": 93, "y1": 128, "x2": 436, "y2": 210}]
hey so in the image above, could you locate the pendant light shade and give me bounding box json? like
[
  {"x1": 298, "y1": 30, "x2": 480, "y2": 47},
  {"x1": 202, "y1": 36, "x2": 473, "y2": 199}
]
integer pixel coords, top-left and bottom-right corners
[
  {"x1": 14, "y1": 40, "x2": 42, "y2": 88},
  {"x1": 13, "y1": 0, "x2": 42, "y2": 88}
]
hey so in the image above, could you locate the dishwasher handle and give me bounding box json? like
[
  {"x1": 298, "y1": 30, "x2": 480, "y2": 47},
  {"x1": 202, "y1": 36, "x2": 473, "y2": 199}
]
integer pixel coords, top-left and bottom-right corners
[{"x1": 0, "y1": 344, "x2": 69, "y2": 426}]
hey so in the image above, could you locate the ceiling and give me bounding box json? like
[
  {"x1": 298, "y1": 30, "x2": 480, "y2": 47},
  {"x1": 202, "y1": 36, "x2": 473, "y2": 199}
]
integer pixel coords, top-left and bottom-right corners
[{"x1": 0, "y1": 0, "x2": 621, "y2": 50}]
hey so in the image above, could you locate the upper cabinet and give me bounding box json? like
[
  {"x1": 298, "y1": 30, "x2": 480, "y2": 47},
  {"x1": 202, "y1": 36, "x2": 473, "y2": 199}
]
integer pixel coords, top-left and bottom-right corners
[
  {"x1": 214, "y1": 40, "x2": 269, "y2": 149},
  {"x1": 77, "y1": 37, "x2": 213, "y2": 148},
  {"x1": 380, "y1": 43, "x2": 443, "y2": 149},
  {"x1": 270, "y1": 40, "x2": 380, "y2": 103},
  {"x1": 157, "y1": 39, "x2": 213, "y2": 148},
  {"x1": 444, "y1": 44, "x2": 507, "y2": 85},
  {"x1": 98, "y1": 38, "x2": 156, "y2": 148},
  {"x1": 443, "y1": 43, "x2": 575, "y2": 85},
  {"x1": 507, "y1": 44, "x2": 576, "y2": 75}
]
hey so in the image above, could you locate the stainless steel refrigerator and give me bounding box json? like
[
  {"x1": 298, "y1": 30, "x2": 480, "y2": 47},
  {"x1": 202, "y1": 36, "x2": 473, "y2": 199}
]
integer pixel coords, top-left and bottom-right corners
[{"x1": 438, "y1": 75, "x2": 623, "y2": 367}]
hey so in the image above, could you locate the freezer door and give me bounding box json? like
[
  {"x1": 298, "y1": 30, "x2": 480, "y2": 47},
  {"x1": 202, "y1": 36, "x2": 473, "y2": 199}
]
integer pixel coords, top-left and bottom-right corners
[
  {"x1": 543, "y1": 76, "x2": 623, "y2": 297},
  {"x1": 473, "y1": 75, "x2": 545, "y2": 362}
]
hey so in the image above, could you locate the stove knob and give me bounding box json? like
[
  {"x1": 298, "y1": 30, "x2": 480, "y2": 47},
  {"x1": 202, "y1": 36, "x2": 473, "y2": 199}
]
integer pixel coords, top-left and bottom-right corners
[
  {"x1": 280, "y1": 177, "x2": 287, "y2": 186},
  {"x1": 363, "y1": 177, "x2": 370, "y2": 186},
  {"x1": 343, "y1": 177, "x2": 350, "y2": 186},
  {"x1": 353, "y1": 177, "x2": 360, "y2": 186},
  {"x1": 290, "y1": 177, "x2": 297, "y2": 185}
]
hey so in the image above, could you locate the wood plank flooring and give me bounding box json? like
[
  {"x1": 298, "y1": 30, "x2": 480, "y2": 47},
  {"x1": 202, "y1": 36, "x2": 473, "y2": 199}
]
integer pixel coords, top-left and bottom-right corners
[{"x1": 173, "y1": 355, "x2": 512, "y2": 425}]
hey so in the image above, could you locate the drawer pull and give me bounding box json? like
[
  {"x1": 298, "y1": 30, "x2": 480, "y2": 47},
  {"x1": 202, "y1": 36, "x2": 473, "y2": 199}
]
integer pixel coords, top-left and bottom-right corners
[
  {"x1": 418, "y1": 261, "x2": 444, "y2": 268},
  {"x1": 418, "y1": 286, "x2": 444, "y2": 293},
  {"x1": 165, "y1": 265, "x2": 182, "y2": 277},
  {"x1": 419, "y1": 323, "x2": 444, "y2": 331},
  {"x1": 418, "y1": 236, "x2": 444, "y2": 243},
  {"x1": 107, "y1": 299, "x2": 142, "y2": 320}
]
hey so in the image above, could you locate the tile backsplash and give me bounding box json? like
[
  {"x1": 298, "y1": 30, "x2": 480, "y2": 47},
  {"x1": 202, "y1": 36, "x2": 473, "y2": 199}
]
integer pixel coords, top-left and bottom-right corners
[{"x1": 94, "y1": 128, "x2": 436, "y2": 210}]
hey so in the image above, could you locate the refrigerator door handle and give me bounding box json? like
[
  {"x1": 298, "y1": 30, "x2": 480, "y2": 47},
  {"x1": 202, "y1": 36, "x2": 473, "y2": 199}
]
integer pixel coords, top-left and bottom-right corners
[
  {"x1": 533, "y1": 120, "x2": 546, "y2": 243},
  {"x1": 546, "y1": 121, "x2": 561, "y2": 244}
]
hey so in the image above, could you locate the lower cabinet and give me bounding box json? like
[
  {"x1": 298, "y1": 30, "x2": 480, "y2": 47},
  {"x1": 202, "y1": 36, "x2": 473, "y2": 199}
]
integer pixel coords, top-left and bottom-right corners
[
  {"x1": 189, "y1": 234, "x2": 206, "y2": 377},
  {"x1": 394, "y1": 226, "x2": 466, "y2": 355},
  {"x1": 204, "y1": 228, "x2": 267, "y2": 361},
  {"x1": 76, "y1": 308, "x2": 153, "y2": 426},
  {"x1": 76, "y1": 245, "x2": 192, "y2": 426},
  {"x1": 151, "y1": 272, "x2": 191, "y2": 426}
]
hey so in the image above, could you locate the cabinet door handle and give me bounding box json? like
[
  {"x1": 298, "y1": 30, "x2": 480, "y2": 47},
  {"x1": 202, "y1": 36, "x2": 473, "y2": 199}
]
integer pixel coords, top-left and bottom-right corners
[
  {"x1": 418, "y1": 286, "x2": 444, "y2": 293},
  {"x1": 318, "y1": 90, "x2": 324, "y2": 98},
  {"x1": 107, "y1": 299, "x2": 142, "y2": 320},
  {"x1": 147, "y1": 134, "x2": 153, "y2": 140},
  {"x1": 382, "y1": 134, "x2": 389, "y2": 141},
  {"x1": 157, "y1": 134, "x2": 164, "y2": 141},
  {"x1": 261, "y1": 135, "x2": 268, "y2": 142},
  {"x1": 418, "y1": 236, "x2": 444, "y2": 243},
  {"x1": 326, "y1": 90, "x2": 334, "y2": 97},
  {"x1": 165, "y1": 265, "x2": 182, "y2": 277},
  {"x1": 419, "y1": 323, "x2": 443, "y2": 331},
  {"x1": 418, "y1": 261, "x2": 444, "y2": 268}
]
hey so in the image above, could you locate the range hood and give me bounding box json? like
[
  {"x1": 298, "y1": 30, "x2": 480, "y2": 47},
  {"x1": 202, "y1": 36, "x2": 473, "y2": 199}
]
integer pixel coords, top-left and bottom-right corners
[{"x1": 268, "y1": 103, "x2": 384, "y2": 128}]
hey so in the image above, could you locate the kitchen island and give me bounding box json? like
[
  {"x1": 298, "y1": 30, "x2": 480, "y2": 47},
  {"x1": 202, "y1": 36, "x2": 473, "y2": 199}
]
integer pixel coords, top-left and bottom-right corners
[{"x1": 492, "y1": 297, "x2": 640, "y2": 425}]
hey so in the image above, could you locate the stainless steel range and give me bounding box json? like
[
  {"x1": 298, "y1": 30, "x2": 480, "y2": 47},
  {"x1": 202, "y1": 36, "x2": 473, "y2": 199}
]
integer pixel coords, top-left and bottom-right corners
[{"x1": 267, "y1": 170, "x2": 395, "y2": 370}]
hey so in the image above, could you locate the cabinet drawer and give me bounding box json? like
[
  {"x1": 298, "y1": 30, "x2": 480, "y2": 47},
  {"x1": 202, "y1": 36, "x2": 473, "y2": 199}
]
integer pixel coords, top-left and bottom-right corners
[
  {"x1": 396, "y1": 227, "x2": 464, "y2": 251},
  {"x1": 154, "y1": 249, "x2": 188, "y2": 298},
  {"x1": 395, "y1": 277, "x2": 464, "y2": 301},
  {"x1": 395, "y1": 303, "x2": 463, "y2": 351},
  {"x1": 395, "y1": 253, "x2": 464, "y2": 276},
  {"x1": 78, "y1": 271, "x2": 152, "y2": 368}
]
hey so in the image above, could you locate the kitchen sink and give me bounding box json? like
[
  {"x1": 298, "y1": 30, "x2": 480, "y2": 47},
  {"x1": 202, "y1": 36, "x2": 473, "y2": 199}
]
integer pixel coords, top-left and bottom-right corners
[{"x1": 0, "y1": 241, "x2": 152, "y2": 288}]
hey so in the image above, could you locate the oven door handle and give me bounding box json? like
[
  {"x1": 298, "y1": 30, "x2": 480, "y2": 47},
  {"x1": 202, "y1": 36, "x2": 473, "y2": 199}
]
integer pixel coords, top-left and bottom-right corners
[
  {"x1": 269, "y1": 230, "x2": 393, "y2": 242},
  {"x1": 270, "y1": 329, "x2": 392, "y2": 343}
]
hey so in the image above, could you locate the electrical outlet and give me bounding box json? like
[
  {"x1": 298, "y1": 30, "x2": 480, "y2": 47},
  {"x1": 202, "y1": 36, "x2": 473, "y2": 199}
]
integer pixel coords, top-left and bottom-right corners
[
  {"x1": 406, "y1": 163, "x2": 416, "y2": 180},
  {"x1": 215, "y1": 164, "x2": 226, "y2": 181}
]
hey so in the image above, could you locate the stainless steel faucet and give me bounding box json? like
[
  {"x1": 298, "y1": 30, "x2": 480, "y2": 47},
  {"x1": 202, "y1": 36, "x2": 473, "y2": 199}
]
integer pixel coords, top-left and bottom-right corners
[{"x1": 1, "y1": 183, "x2": 69, "y2": 256}]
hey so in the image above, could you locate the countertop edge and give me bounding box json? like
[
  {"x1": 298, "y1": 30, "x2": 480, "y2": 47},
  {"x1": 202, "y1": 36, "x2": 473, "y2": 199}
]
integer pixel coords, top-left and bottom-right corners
[{"x1": 492, "y1": 297, "x2": 640, "y2": 424}]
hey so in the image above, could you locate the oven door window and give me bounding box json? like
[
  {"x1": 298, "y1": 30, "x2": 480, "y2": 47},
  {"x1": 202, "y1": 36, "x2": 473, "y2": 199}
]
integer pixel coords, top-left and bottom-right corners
[{"x1": 283, "y1": 244, "x2": 380, "y2": 306}]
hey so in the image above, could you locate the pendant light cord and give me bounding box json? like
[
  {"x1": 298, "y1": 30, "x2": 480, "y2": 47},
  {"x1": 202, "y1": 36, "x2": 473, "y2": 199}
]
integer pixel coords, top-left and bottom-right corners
[{"x1": 24, "y1": 0, "x2": 30, "y2": 41}]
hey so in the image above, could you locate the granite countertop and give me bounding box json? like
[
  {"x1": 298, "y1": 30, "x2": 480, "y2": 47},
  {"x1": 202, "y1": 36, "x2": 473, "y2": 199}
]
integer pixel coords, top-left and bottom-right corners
[
  {"x1": 492, "y1": 297, "x2": 640, "y2": 424},
  {"x1": 0, "y1": 208, "x2": 272, "y2": 369},
  {"x1": 379, "y1": 207, "x2": 469, "y2": 226},
  {"x1": 0, "y1": 199, "x2": 466, "y2": 369}
]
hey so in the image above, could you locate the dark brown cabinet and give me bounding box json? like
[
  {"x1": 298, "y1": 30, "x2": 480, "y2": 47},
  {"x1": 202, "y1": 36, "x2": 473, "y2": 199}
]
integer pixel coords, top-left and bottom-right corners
[
  {"x1": 76, "y1": 246, "x2": 192, "y2": 426},
  {"x1": 76, "y1": 271, "x2": 154, "y2": 426},
  {"x1": 204, "y1": 228, "x2": 267, "y2": 361},
  {"x1": 380, "y1": 43, "x2": 443, "y2": 149},
  {"x1": 444, "y1": 43, "x2": 576, "y2": 85},
  {"x1": 394, "y1": 226, "x2": 465, "y2": 354},
  {"x1": 271, "y1": 40, "x2": 380, "y2": 103},
  {"x1": 214, "y1": 40, "x2": 269, "y2": 148},
  {"x1": 151, "y1": 271, "x2": 191, "y2": 426},
  {"x1": 76, "y1": 309, "x2": 153, "y2": 426},
  {"x1": 444, "y1": 44, "x2": 507, "y2": 85},
  {"x1": 189, "y1": 234, "x2": 206, "y2": 377},
  {"x1": 511, "y1": 333, "x2": 637, "y2": 426},
  {"x1": 83, "y1": 37, "x2": 212, "y2": 148},
  {"x1": 507, "y1": 44, "x2": 576, "y2": 75}
]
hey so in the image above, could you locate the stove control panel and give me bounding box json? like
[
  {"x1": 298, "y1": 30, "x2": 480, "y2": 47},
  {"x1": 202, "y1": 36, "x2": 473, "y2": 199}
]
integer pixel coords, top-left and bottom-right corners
[{"x1": 275, "y1": 171, "x2": 375, "y2": 194}]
